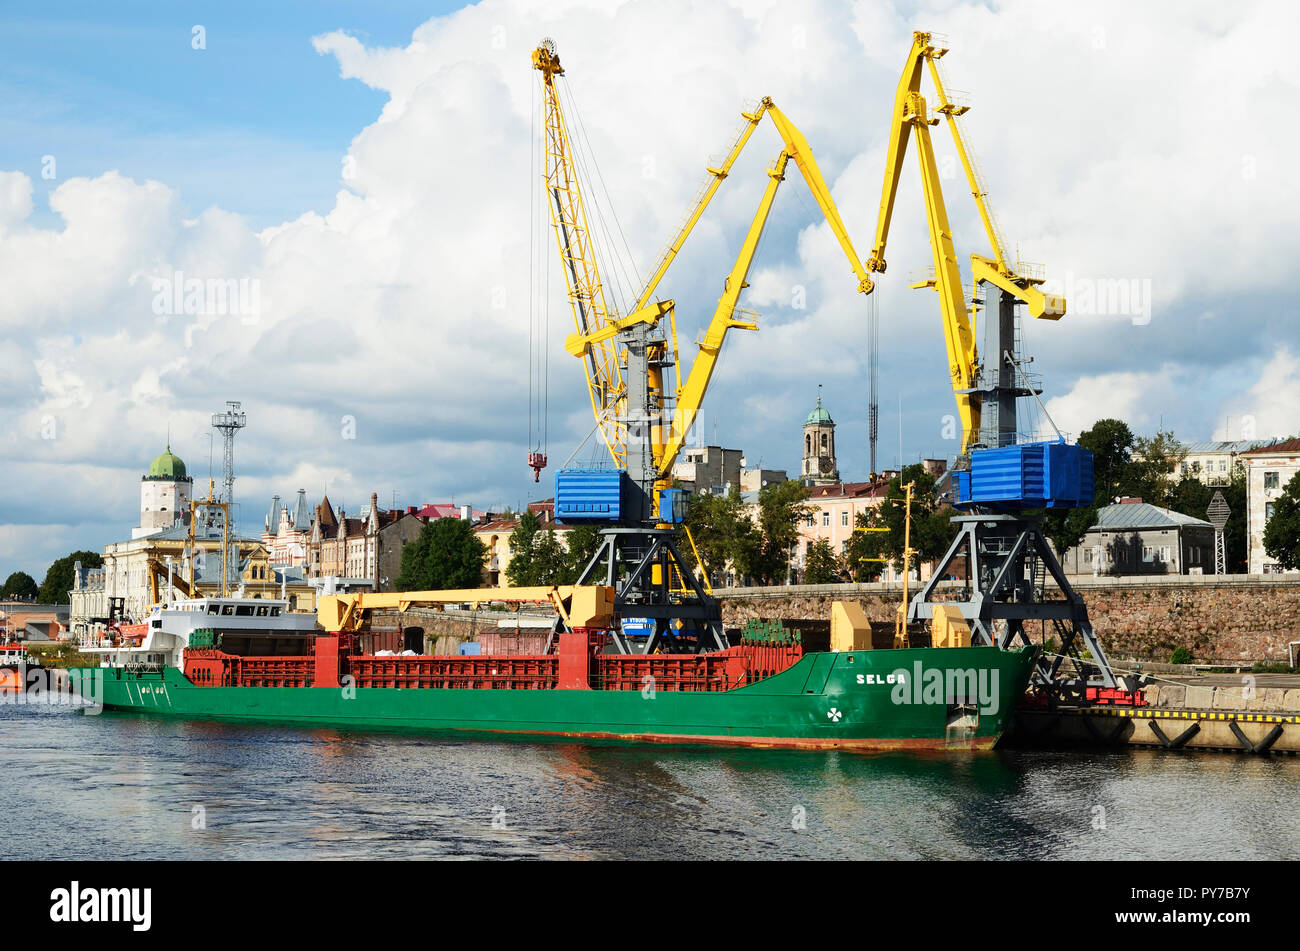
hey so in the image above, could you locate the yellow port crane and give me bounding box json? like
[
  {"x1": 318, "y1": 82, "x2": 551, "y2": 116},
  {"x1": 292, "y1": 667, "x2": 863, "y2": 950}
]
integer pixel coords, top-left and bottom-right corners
[
  {"x1": 532, "y1": 38, "x2": 873, "y2": 652},
  {"x1": 867, "y1": 31, "x2": 1066, "y2": 455},
  {"x1": 872, "y1": 33, "x2": 1119, "y2": 695},
  {"x1": 535, "y1": 39, "x2": 872, "y2": 512}
]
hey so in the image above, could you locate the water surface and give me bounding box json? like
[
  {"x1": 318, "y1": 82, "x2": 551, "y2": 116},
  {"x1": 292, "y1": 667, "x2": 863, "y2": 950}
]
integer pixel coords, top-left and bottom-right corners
[{"x1": 3, "y1": 704, "x2": 1295, "y2": 860}]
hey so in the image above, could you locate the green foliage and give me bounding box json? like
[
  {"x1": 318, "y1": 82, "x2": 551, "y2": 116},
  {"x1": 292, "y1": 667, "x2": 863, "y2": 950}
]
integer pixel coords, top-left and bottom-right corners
[
  {"x1": 1080, "y1": 418, "x2": 1135, "y2": 503},
  {"x1": 732, "y1": 480, "x2": 812, "y2": 585},
  {"x1": 505, "y1": 512, "x2": 569, "y2": 587},
  {"x1": 1251, "y1": 663, "x2": 1298, "y2": 674},
  {"x1": 394, "y1": 519, "x2": 487, "y2": 591},
  {"x1": 38, "y1": 550, "x2": 102, "y2": 604},
  {"x1": 1169, "y1": 645, "x2": 1193, "y2": 665},
  {"x1": 1127, "y1": 430, "x2": 1185, "y2": 505},
  {"x1": 834, "y1": 466, "x2": 957, "y2": 580},
  {"x1": 561, "y1": 523, "x2": 603, "y2": 583},
  {"x1": 1, "y1": 571, "x2": 39, "y2": 600},
  {"x1": 1041, "y1": 504, "x2": 1099, "y2": 559},
  {"x1": 876, "y1": 465, "x2": 955, "y2": 566},
  {"x1": 683, "y1": 488, "x2": 749, "y2": 581},
  {"x1": 803, "y1": 539, "x2": 840, "y2": 584},
  {"x1": 1263, "y1": 471, "x2": 1300, "y2": 571},
  {"x1": 842, "y1": 508, "x2": 887, "y2": 582},
  {"x1": 1042, "y1": 420, "x2": 1251, "y2": 569},
  {"x1": 1164, "y1": 473, "x2": 1246, "y2": 572}
]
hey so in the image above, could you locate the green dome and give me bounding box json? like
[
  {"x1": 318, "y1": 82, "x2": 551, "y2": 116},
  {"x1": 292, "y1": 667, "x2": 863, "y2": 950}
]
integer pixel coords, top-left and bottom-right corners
[
  {"x1": 147, "y1": 444, "x2": 187, "y2": 480},
  {"x1": 805, "y1": 403, "x2": 833, "y2": 425}
]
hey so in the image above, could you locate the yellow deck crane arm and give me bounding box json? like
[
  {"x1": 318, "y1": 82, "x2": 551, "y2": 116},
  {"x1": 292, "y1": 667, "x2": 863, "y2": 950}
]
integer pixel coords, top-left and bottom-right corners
[{"x1": 317, "y1": 585, "x2": 616, "y2": 635}]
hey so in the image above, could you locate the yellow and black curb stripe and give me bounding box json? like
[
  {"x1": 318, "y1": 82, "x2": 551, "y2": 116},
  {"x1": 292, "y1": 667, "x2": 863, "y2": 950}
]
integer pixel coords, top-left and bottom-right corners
[{"x1": 1079, "y1": 707, "x2": 1299, "y2": 723}]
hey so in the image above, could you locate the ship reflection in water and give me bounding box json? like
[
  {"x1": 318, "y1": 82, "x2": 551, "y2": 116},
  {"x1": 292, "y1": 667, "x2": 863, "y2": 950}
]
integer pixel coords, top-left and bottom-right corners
[{"x1": 3, "y1": 704, "x2": 1297, "y2": 860}]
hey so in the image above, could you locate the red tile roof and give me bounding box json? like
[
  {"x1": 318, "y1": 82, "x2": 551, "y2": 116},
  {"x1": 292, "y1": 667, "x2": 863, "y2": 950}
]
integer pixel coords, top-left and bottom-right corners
[
  {"x1": 1242, "y1": 438, "x2": 1300, "y2": 455},
  {"x1": 474, "y1": 518, "x2": 520, "y2": 533},
  {"x1": 806, "y1": 480, "x2": 889, "y2": 499},
  {"x1": 414, "y1": 503, "x2": 487, "y2": 520}
]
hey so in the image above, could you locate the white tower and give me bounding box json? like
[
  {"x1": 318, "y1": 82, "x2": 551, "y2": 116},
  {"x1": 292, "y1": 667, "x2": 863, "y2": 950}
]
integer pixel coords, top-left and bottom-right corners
[
  {"x1": 801, "y1": 395, "x2": 839, "y2": 486},
  {"x1": 133, "y1": 444, "x2": 193, "y2": 538}
]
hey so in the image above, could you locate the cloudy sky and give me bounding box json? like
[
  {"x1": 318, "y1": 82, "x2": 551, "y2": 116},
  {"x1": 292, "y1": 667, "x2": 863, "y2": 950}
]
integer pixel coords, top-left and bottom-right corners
[{"x1": 1, "y1": 0, "x2": 1297, "y2": 583}]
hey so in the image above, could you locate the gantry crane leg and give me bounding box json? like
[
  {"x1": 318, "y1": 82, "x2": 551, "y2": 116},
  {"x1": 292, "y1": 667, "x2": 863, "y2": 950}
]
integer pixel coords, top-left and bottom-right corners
[
  {"x1": 908, "y1": 515, "x2": 1120, "y2": 693},
  {"x1": 575, "y1": 527, "x2": 726, "y2": 655}
]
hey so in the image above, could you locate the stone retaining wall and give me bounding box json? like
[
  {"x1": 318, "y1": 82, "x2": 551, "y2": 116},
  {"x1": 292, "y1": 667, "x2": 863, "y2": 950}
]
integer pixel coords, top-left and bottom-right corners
[
  {"x1": 715, "y1": 576, "x2": 1300, "y2": 664},
  {"x1": 1140, "y1": 682, "x2": 1300, "y2": 714}
]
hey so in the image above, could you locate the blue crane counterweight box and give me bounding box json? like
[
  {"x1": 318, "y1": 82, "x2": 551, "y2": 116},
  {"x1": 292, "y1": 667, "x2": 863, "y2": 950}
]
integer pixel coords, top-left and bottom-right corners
[
  {"x1": 955, "y1": 440, "x2": 1094, "y2": 509},
  {"x1": 555, "y1": 468, "x2": 629, "y2": 523}
]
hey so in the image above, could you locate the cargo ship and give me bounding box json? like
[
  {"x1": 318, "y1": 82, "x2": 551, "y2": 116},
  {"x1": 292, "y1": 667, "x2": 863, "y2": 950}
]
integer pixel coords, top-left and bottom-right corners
[{"x1": 68, "y1": 586, "x2": 1036, "y2": 752}]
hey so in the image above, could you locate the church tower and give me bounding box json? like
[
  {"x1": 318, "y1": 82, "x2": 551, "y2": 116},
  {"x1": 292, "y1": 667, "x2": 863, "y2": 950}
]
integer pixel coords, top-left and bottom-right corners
[
  {"x1": 801, "y1": 395, "x2": 839, "y2": 485},
  {"x1": 133, "y1": 443, "x2": 194, "y2": 538}
]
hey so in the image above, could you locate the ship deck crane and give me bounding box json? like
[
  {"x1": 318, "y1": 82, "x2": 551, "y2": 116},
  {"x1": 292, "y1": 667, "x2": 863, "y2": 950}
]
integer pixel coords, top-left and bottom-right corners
[
  {"x1": 533, "y1": 40, "x2": 873, "y2": 653},
  {"x1": 866, "y1": 32, "x2": 1125, "y2": 696}
]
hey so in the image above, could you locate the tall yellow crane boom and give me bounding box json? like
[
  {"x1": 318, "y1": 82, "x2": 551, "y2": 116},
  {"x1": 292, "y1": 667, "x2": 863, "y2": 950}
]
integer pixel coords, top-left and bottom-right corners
[
  {"x1": 551, "y1": 87, "x2": 874, "y2": 489},
  {"x1": 535, "y1": 40, "x2": 626, "y2": 468},
  {"x1": 868, "y1": 31, "x2": 1066, "y2": 454},
  {"x1": 656, "y1": 152, "x2": 785, "y2": 478}
]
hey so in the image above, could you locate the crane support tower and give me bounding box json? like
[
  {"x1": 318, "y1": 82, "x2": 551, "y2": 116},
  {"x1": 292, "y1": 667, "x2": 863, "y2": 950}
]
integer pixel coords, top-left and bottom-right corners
[
  {"x1": 869, "y1": 32, "x2": 1127, "y2": 697},
  {"x1": 533, "y1": 40, "x2": 872, "y2": 654}
]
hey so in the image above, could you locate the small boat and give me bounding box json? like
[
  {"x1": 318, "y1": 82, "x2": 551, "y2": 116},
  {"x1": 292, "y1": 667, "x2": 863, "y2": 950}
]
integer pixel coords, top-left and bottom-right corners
[{"x1": 0, "y1": 637, "x2": 42, "y2": 693}]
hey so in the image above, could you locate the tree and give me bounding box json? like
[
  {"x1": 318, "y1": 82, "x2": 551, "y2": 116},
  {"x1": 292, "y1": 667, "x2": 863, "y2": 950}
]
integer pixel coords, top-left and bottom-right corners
[
  {"x1": 1127, "y1": 430, "x2": 1185, "y2": 506},
  {"x1": 683, "y1": 488, "x2": 749, "y2": 583},
  {"x1": 38, "y1": 550, "x2": 103, "y2": 604},
  {"x1": 395, "y1": 519, "x2": 487, "y2": 591},
  {"x1": 804, "y1": 539, "x2": 840, "y2": 584},
  {"x1": 504, "y1": 512, "x2": 568, "y2": 586},
  {"x1": 1, "y1": 571, "x2": 39, "y2": 600},
  {"x1": 1042, "y1": 418, "x2": 1140, "y2": 555},
  {"x1": 1164, "y1": 471, "x2": 1247, "y2": 573},
  {"x1": 1263, "y1": 472, "x2": 1300, "y2": 570},
  {"x1": 561, "y1": 523, "x2": 603, "y2": 583},
  {"x1": 504, "y1": 512, "x2": 540, "y2": 587},
  {"x1": 1080, "y1": 418, "x2": 1135, "y2": 503},
  {"x1": 733, "y1": 480, "x2": 812, "y2": 585},
  {"x1": 843, "y1": 508, "x2": 888, "y2": 582},
  {"x1": 531, "y1": 528, "x2": 567, "y2": 585},
  {"x1": 869, "y1": 465, "x2": 955, "y2": 569}
]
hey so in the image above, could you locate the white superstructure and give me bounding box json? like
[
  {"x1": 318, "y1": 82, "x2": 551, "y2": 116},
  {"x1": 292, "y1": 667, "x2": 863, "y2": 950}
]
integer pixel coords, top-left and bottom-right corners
[{"x1": 84, "y1": 597, "x2": 318, "y2": 669}]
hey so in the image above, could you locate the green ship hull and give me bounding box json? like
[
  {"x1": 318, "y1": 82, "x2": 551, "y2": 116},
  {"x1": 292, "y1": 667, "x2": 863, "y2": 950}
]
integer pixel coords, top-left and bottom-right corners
[{"x1": 69, "y1": 645, "x2": 1035, "y2": 752}]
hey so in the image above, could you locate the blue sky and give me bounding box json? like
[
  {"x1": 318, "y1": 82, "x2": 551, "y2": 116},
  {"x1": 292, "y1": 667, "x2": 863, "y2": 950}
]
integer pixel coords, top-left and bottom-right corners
[
  {"x1": 0, "y1": 2, "x2": 458, "y2": 228},
  {"x1": 1, "y1": 0, "x2": 1297, "y2": 586}
]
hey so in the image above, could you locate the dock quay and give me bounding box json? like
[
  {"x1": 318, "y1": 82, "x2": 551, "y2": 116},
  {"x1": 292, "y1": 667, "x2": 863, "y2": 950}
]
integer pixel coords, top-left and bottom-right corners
[{"x1": 1011, "y1": 673, "x2": 1300, "y2": 755}]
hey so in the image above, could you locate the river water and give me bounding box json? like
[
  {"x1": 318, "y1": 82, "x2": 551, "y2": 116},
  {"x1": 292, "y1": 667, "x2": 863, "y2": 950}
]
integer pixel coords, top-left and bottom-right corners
[{"x1": 4, "y1": 702, "x2": 1297, "y2": 860}]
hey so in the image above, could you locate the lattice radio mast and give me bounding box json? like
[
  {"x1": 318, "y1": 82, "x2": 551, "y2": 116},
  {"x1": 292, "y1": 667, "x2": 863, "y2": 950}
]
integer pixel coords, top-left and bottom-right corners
[{"x1": 211, "y1": 401, "x2": 247, "y2": 591}]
